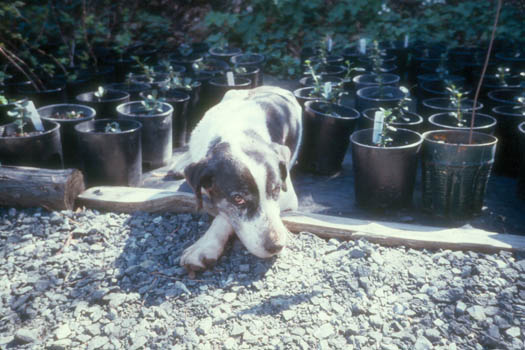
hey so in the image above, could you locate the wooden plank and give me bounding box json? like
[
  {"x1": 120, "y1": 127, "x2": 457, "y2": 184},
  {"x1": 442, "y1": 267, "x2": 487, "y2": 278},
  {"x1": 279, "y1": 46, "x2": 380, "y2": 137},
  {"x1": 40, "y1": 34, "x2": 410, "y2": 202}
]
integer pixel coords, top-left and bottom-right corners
[{"x1": 77, "y1": 186, "x2": 525, "y2": 253}]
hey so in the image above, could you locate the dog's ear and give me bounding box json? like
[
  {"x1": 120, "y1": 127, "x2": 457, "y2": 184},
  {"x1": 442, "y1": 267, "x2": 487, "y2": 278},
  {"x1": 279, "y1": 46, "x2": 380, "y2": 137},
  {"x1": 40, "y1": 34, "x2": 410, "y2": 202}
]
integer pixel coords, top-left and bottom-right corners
[
  {"x1": 272, "y1": 144, "x2": 291, "y2": 192},
  {"x1": 184, "y1": 159, "x2": 214, "y2": 209}
]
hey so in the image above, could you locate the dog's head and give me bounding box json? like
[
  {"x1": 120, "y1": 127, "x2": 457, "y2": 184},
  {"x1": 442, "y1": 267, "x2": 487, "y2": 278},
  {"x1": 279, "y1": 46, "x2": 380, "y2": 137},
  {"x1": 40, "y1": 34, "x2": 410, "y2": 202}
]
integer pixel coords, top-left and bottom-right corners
[{"x1": 184, "y1": 140, "x2": 291, "y2": 258}]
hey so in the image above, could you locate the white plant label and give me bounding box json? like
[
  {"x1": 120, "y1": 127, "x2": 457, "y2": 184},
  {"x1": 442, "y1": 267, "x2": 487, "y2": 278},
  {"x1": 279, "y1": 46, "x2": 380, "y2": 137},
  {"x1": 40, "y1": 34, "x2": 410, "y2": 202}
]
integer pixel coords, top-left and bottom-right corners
[
  {"x1": 372, "y1": 110, "x2": 385, "y2": 144},
  {"x1": 327, "y1": 37, "x2": 333, "y2": 53},
  {"x1": 226, "y1": 71, "x2": 235, "y2": 86},
  {"x1": 359, "y1": 38, "x2": 367, "y2": 55},
  {"x1": 404, "y1": 34, "x2": 410, "y2": 48},
  {"x1": 26, "y1": 101, "x2": 44, "y2": 132}
]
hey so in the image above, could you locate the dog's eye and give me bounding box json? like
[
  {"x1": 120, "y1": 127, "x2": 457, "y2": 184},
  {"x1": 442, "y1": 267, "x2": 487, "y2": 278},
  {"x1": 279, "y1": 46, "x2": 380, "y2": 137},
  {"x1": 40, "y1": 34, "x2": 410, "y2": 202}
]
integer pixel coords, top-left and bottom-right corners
[{"x1": 232, "y1": 194, "x2": 246, "y2": 206}]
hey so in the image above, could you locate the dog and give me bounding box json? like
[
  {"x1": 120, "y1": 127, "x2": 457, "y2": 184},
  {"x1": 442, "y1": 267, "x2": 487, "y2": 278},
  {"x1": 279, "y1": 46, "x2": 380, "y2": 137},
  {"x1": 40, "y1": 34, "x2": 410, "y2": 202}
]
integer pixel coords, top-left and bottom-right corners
[{"x1": 174, "y1": 86, "x2": 303, "y2": 274}]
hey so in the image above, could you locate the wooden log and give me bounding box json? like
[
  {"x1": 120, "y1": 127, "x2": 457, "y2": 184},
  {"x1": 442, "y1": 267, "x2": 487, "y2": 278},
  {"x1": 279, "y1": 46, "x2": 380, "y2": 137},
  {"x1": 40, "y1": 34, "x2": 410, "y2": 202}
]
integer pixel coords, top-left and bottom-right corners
[
  {"x1": 77, "y1": 186, "x2": 525, "y2": 253},
  {"x1": 0, "y1": 165, "x2": 85, "y2": 211}
]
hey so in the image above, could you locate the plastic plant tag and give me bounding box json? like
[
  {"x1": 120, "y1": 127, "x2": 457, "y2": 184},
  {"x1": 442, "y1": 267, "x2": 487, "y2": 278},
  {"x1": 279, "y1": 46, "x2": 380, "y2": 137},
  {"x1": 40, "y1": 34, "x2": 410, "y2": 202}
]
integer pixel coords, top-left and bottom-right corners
[
  {"x1": 372, "y1": 110, "x2": 385, "y2": 145},
  {"x1": 359, "y1": 38, "x2": 367, "y2": 55},
  {"x1": 327, "y1": 37, "x2": 333, "y2": 53},
  {"x1": 404, "y1": 34, "x2": 410, "y2": 48},
  {"x1": 226, "y1": 71, "x2": 235, "y2": 86},
  {"x1": 26, "y1": 101, "x2": 44, "y2": 132}
]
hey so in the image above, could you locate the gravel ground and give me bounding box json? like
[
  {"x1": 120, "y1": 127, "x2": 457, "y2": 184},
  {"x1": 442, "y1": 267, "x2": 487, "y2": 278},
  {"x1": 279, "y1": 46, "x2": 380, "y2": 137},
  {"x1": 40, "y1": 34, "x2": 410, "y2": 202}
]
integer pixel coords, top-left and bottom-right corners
[{"x1": 1, "y1": 207, "x2": 525, "y2": 350}]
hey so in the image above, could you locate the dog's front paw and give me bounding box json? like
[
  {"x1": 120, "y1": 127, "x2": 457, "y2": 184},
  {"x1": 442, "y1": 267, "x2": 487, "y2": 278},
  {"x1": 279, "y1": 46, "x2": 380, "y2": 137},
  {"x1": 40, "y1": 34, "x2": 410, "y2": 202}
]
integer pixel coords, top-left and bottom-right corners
[{"x1": 180, "y1": 240, "x2": 222, "y2": 277}]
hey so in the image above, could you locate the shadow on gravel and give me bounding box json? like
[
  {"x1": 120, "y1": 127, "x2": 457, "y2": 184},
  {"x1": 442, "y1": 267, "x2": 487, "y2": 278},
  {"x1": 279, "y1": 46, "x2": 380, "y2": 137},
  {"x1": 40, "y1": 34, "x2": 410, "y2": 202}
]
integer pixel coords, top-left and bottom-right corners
[
  {"x1": 238, "y1": 291, "x2": 321, "y2": 316},
  {"x1": 103, "y1": 212, "x2": 277, "y2": 307}
]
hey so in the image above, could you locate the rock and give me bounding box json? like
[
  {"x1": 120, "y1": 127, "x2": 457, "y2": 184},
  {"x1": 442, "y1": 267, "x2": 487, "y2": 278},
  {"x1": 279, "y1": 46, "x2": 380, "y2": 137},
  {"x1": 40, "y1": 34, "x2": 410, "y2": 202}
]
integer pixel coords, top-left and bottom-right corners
[
  {"x1": 314, "y1": 323, "x2": 334, "y2": 339},
  {"x1": 130, "y1": 336, "x2": 148, "y2": 350},
  {"x1": 506, "y1": 327, "x2": 521, "y2": 338},
  {"x1": 455, "y1": 301, "x2": 467, "y2": 315},
  {"x1": 414, "y1": 336, "x2": 432, "y2": 350},
  {"x1": 87, "y1": 336, "x2": 109, "y2": 350},
  {"x1": 14, "y1": 328, "x2": 38, "y2": 344},
  {"x1": 197, "y1": 317, "x2": 213, "y2": 335},
  {"x1": 350, "y1": 248, "x2": 366, "y2": 259},
  {"x1": 48, "y1": 339, "x2": 72, "y2": 350},
  {"x1": 55, "y1": 324, "x2": 71, "y2": 340},
  {"x1": 223, "y1": 293, "x2": 236, "y2": 302},
  {"x1": 424, "y1": 328, "x2": 441, "y2": 342},
  {"x1": 103, "y1": 293, "x2": 127, "y2": 308},
  {"x1": 467, "y1": 305, "x2": 486, "y2": 322},
  {"x1": 230, "y1": 323, "x2": 245, "y2": 337},
  {"x1": 282, "y1": 310, "x2": 295, "y2": 321}
]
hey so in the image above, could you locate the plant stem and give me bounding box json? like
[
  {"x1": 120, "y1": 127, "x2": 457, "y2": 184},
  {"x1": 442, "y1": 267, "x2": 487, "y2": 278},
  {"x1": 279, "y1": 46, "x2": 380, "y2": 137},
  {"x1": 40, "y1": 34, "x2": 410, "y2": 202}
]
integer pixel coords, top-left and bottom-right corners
[{"x1": 469, "y1": 0, "x2": 502, "y2": 144}]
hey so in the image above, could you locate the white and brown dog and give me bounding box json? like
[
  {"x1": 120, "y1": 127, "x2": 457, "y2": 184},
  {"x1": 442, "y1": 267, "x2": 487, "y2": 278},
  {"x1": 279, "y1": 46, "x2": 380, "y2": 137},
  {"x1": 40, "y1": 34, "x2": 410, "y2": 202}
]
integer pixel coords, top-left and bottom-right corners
[{"x1": 174, "y1": 86, "x2": 302, "y2": 274}]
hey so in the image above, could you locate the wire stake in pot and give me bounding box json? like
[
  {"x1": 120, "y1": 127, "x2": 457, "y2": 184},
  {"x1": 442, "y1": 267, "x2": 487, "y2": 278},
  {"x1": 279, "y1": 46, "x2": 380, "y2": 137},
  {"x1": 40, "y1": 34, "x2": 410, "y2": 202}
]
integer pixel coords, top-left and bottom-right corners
[
  {"x1": 372, "y1": 110, "x2": 385, "y2": 145},
  {"x1": 26, "y1": 101, "x2": 45, "y2": 132}
]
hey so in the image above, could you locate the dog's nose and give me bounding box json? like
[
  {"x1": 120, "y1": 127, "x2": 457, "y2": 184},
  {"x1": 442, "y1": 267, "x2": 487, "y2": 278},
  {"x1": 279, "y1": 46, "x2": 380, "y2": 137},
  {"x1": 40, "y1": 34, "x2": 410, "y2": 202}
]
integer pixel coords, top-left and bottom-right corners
[{"x1": 264, "y1": 240, "x2": 284, "y2": 255}]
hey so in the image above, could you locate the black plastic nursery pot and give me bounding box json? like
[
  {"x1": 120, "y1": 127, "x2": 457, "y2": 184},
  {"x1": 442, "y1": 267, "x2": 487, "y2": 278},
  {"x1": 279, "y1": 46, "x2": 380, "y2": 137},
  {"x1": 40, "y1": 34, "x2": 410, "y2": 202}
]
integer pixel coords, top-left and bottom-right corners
[
  {"x1": 38, "y1": 104, "x2": 96, "y2": 168},
  {"x1": 116, "y1": 101, "x2": 173, "y2": 169},
  {"x1": 417, "y1": 80, "x2": 472, "y2": 112},
  {"x1": 491, "y1": 105, "x2": 525, "y2": 177},
  {"x1": 234, "y1": 66, "x2": 262, "y2": 88},
  {"x1": 297, "y1": 101, "x2": 360, "y2": 175},
  {"x1": 428, "y1": 113, "x2": 497, "y2": 135},
  {"x1": 103, "y1": 82, "x2": 150, "y2": 100},
  {"x1": 0, "y1": 120, "x2": 63, "y2": 169},
  {"x1": 172, "y1": 85, "x2": 201, "y2": 141},
  {"x1": 202, "y1": 76, "x2": 252, "y2": 112},
  {"x1": 421, "y1": 130, "x2": 498, "y2": 219},
  {"x1": 351, "y1": 128, "x2": 423, "y2": 210},
  {"x1": 75, "y1": 119, "x2": 142, "y2": 187},
  {"x1": 361, "y1": 108, "x2": 424, "y2": 133},
  {"x1": 355, "y1": 86, "x2": 406, "y2": 112},
  {"x1": 518, "y1": 122, "x2": 525, "y2": 199},
  {"x1": 16, "y1": 82, "x2": 67, "y2": 108},
  {"x1": 130, "y1": 73, "x2": 170, "y2": 90},
  {"x1": 293, "y1": 87, "x2": 323, "y2": 108},
  {"x1": 75, "y1": 89, "x2": 130, "y2": 119},
  {"x1": 170, "y1": 53, "x2": 204, "y2": 72},
  {"x1": 419, "y1": 97, "x2": 483, "y2": 120},
  {"x1": 208, "y1": 47, "x2": 243, "y2": 63},
  {"x1": 230, "y1": 53, "x2": 265, "y2": 69},
  {"x1": 485, "y1": 89, "x2": 522, "y2": 116},
  {"x1": 352, "y1": 73, "x2": 400, "y2": 91}
]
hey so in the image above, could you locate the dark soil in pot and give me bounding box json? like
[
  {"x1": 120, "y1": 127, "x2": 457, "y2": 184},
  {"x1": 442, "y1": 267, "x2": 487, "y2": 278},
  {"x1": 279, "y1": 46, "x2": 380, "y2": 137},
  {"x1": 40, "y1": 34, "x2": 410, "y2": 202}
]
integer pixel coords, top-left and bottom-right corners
[
  {"x1": 352, "y1": 73, "x2": 400, "y2": 91},
  {"x1": 421, "y1": 130, "x2": 498, "y2": 219},
  {"x1": 351, "y1": 128, "x2": 423, "y2": 210},
  {"x1": 297, "y1": 101, "x2": 360, "y2": 175},
  {"x1": 76, "y1": 89, "x2": 130, "y2": 119},
  {"x1": 355, "y1": 86, "x2": 406, "y2": 112},
  {"x1": 16, "y1": 82, "x2": 67, "y2": 108},
  {"x1": 38, "y1": 104, "x2": 96, "y2": 168},
  {"x1": 491, "y1": 105, "x2": 525, "y2": 177},
  {"x1": 75, "y1": 119, "x2": 142, "y2": 187},
  {"x1": 116, "y1": 101, "x2": 173, "y2": 169},
  {"x1": 361, "y1": 108, "x2": 424, "y2": 133},
  {"x1": 428, "y1": 112, "x2": 497, "y2": 135},
  {"x1": 419, "y1": 97, "x2": 483, "y2": 119},
  {"x1": 130, "y1": 73, "x2": 170, "y2": 90},
  {"x1": 0, "y1": 120, "x2": 63, "y2": 168}
]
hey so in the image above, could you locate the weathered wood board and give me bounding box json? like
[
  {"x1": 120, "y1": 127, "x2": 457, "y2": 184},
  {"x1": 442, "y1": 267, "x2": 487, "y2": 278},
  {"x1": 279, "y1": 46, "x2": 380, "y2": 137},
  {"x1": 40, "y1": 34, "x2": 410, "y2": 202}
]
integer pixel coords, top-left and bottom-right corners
[{"x1": 78, "y1": 186, "x2": 525, "y2": 253}]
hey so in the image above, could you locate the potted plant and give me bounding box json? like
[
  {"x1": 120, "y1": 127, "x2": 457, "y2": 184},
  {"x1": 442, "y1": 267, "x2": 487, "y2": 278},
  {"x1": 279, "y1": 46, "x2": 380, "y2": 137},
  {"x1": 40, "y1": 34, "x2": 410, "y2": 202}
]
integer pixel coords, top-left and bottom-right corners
[
  {"x1": 129, "y1": 56, "x2": 169, "y2": 89},
  {"x1": 355, "y1": 82, "x2": 408, "y2": 112},
  {"x1": 294, "y1": 60, "x2": 347, "y2": 107},
  {"x1": 117, "y1": 91, "x2": 173, "y2": 169},
  {"x1": 75, "y1": 119, "x2": 142, "y2": 186},
  {"x1": 37, "y1": 104, "x2": 96, "y2": 168},
  {"x1": 0, "y1": 99, "x2": 63, "y2": 168},
  {"x1": 104, "y1": 73, "x2": 150, "y2": 99},
  {"x1": 191, "y1": 57, "x2": 230, "y2": 77},
  {"x1": 170, "y1": 43, "x2": 204, "y2": 72},
  {"x1": 208, "y1": 44, "x2": 242, "y2": 63},
  {"x1": 350, "y1": 107, "x2": 423, "y2": 210},
  {"x1": 427, "y1": 84, "x2": 497, "y2": 134},
  {"x1": 230, "y1": 53, "x2": 265, "y2": 69},
  {"x1": 76, "y1": 86, "x2": 130, "y2": 119}
]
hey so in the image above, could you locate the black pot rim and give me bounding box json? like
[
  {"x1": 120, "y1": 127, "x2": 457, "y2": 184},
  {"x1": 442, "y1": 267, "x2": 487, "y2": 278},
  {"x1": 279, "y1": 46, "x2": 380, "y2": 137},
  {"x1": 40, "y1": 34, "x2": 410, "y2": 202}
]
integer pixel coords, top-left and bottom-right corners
[
  {"x1": 76, "y1": 90, "x2": 130, "y2": 103},
  {"x1": 350, "y1": 128, "x2": 423, "y2": 149},
  {"x1": 356, "y1": 86, "x2": 406, "y2": 102},
  {"x1": 487, "y1": 88, "x2": 521, "y2": 105},
  {"x1": 130, "y1": 73, "x2": 170, "y2": 84},
  {"x1": 209, "y1": 47, "x2": 242, "y2": 57},
  {"x1": 38, "y1": 103, "x2": 97, "y2": 122},
  {"x1": 299, "y1": 75, "x2": 343, "y2": 87},
  {"x1": 230, "y1": 53, "x2": 265, "y2": 66},
  {"x1": 293, "y1": 86, "x2": 319, "y2": 100},
  {"x1": 519, "y1": 121, "x2": 525, "y2": 134},
  {"x1": 428, "y1": 112, "x2": 497, "y2": 131},
  {"x1": 362, "y1": 108, "x2": 423, "y2": 126},
  {"x1": 139, "y1": 90, "x2": 191, "y2": 102},
  {"x1": 492, "y1": 105, "x2": 524, "y2": 116},
  {"x1": 75, "y1": 118, "x2": 142, "y2": 135},
  {"x1": 0, "y1": 120, "x2": 60, "y2": 139},
  {"x1": 116, "y1": 101, "x2": 174, "y2": 117},
  {"x1": 352, "y1": 73, "x2": 400, "y2": 85},
  {"x1": 103, "y1": 82, "x2": 151, "y2": 92},
  {"x1": 305, "y1": 100, "x2": 360, "y2": 120},
  {"x1": 422, "y1": 129, "x2": 498, "y2": 147},
  {"x1": 209, "y1": 76, "x2": 252, "y2": 88},
  {"x1": 18, "y1": 82, "x2": 66, "y2": 94},
  {"x1": 422, "y1": 97, "x2": 483, "y2": 111}
]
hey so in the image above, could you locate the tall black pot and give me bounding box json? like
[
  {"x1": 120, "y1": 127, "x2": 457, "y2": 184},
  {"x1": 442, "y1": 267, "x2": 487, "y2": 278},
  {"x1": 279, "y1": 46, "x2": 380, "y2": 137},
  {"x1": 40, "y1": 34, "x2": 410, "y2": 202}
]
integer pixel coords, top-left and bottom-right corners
[
  {"x1": 76, "y1": 90, "x2": 130, "y2": 119},
  {"x1": 491, "y1": 105, "x2": 525, "y2": 177},
  {"x1": 428, "y1": 112, "x2": 497, "y2": 135},
  {"x1": 0, "y1": 120, "x2": 63, "y2": 168},
  {"x1": 75, "y1": 119, "x2": 142, "y2": 186},
  {"x1": 297, "y1": 101, "x2": 360, "y2": 175},
  {"x1": 116, "y1": 101, "x2": 173, "y2": 169},
  {"x1": 38, "y1": 104, "x2": 96, "y2": 168},
  {"x1": 351, "y1": 128, "x2": 423, "y2": 210}
]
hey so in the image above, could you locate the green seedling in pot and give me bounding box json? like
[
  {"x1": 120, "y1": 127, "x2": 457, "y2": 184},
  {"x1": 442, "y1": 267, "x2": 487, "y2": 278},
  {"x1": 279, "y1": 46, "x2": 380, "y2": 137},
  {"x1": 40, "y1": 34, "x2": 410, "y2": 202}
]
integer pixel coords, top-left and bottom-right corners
[
  {"x1": 94, "y1": 86, "x2": 106, "y2": 100},
  {"x1": 7, "y1": 100, "x2": 30, "y2": 135},
  {"x1": 162, "y1": 74, "x2": 199, "y2": 92},
  {"x1": 141, "y1": 90, "x2": 165, "y2": 114},
  {"x1": 372, "y1": 87, "x2": 412, "y2": 147},
  {"x1": 104, "y1": 121, "x2": 121, "y2": 133},
  {"x1": 304, "y1": 60, "x2": 346, "y2": 103},
  {"x1": 495, "y1": 66, "x2": 511, "y2": 86},
  {"x1": 342, "y1": 60, "x2": 365, "y2": 84},
  {"x1": 132, "y1": 55, "x2": 155, "y2": 83},
  {"x1": 446, "y1": 83, "x2": 467, "y2": 127},
  {"x1": 234, "y1": 66, "x2": 248, "y2": 74}
]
